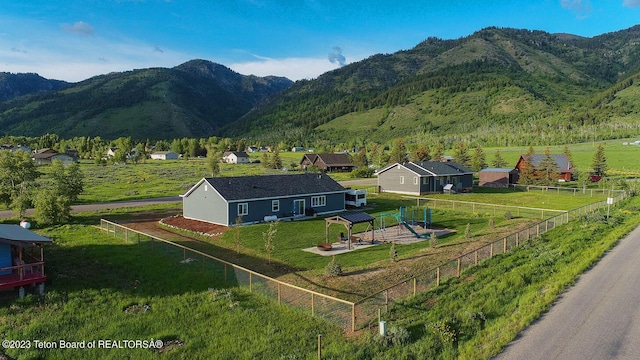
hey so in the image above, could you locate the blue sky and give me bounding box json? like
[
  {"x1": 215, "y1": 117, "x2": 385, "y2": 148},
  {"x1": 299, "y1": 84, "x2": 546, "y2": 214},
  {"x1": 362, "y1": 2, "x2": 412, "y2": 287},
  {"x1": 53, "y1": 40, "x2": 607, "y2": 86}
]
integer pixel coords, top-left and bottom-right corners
[{"x1": 1, "y1": 0, "x2": 639, "y2": 82}]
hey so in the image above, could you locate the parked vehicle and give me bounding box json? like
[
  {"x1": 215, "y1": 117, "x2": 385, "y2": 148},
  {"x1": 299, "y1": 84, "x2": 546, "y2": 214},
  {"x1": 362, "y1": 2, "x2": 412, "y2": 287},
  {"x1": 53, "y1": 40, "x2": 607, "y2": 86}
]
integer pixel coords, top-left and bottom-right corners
[{"x1": 345, "y1": 189, "x2": 367, "y2": 207}]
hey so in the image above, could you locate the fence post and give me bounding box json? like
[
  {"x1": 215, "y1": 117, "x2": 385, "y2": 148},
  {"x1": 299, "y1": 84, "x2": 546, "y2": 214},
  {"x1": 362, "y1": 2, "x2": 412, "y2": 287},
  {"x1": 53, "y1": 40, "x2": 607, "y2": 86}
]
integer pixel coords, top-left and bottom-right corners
[
  {"x1": 249, "y1": 273, "x2": 253, "y2": 292},
  {"x1": 457, "y1": 258, "x2": 461, "y2": 277},
  {"x1": 278, "y1": 283, "x2": 281, "y2": 304},
  {"x1": 311, "y1": 293, "x2": 315, "y2": 316},
  {"x1": 224, "y1": 263, "x2": 227, "y2": 282},
  {"x1": 385, "y1": 290, "x2": 389, "y2": 312},
  {"x1": 413, "y1": 277, "x2": 417, "y2": 296},
  {"x1": 352, "y1": 304, "x2": 356, "y2": 332},
  {"x1": 516, "y1": 233, "x2": 519, "y2": 247},
  {"x1": 475, "y1": 250, "x2": 478, "y2": 265},
  {"x1": 436, "y1": 267, "x2": 440, "y2": 286},
  {"x1": 490, "y1": 243, "x2": 493, "y2": 258},
  {"x1": 503, "y1": 238, "x2": 507, "y2": 253}
]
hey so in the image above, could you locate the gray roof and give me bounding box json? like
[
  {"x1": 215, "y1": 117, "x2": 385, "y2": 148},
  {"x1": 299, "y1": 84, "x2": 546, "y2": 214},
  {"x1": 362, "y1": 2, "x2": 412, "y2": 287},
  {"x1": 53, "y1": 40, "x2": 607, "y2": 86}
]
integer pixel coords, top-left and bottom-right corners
[
  {"x1": 0, "y1": 225, "x2": 51, "y2": 245},
  {"x1": 337, "y1": 212, "x2": 375, "y2": 224},
  {"x1": 404, "y1": 161, "x2": 474, "y2": 176},
  {"x1": 523, "y1": 154, "x2": 574, "y2": 172},
  {"x1": 186, "y1": 173, "x2": 346, "y2": 201},
  {"x1": 480, "y1": 168, "x2": 518, "y2": 173}
]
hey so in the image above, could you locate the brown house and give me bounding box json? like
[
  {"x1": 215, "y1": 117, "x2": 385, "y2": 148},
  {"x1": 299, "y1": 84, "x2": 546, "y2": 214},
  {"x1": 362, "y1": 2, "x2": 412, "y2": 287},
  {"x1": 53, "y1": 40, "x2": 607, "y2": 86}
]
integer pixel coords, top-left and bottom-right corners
[
  {"x1": 478, "y1": 168, "x2": 519, "y2": 187},
  {"x1": 514, "y1": 154, "x2": 574, "y2": 182},
  {"x1": 300, "y1": 153, "x2": 356, "y2": 172}
]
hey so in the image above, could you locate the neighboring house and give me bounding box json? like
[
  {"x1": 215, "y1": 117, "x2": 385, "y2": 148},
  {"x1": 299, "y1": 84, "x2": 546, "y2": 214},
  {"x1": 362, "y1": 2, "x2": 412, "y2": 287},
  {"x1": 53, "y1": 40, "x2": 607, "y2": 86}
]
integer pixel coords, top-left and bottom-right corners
[
  {"x1": 478, "y1": 168, "x2": 519, "y2": 188},
  {"x1": 246, "y1": 146, "x2": 259, "y2": 153},
  {"x1": 32, "y1": 149, "x2": 77, "y2": 165},
  {"x1": 300, "y1": 153, "x2": 356, "y2": 172},
  {"x1": 150, "y1": 151, "x2": 179, "y2": 160},
  {"x1": 376, "y1": 161, "x2": 474, "y2": 195},
  {"x1": 0, "y1": 224, "x2": 52, "y2": 293},
  {"x1": 440, "y1": 155, "x2": 455, "y2": 162},
  {"x1": 106, "y1": 148, "x2": 118, "y2": 158},
  {"x1": 181, "y1": 173, "x2": 347, "y2": 226},
  {"x1": 291, "y1": 147, "x2": 306, "y2": 152},
  {"x1": 222, "y1": 151, "x2": 250, "y2": 164},
  {"x1": 11, "y1": 145, "x2": 32, "y2": 153},
  {"x1": 514, "y1": 154, "x2": 574, "y2": 182}
]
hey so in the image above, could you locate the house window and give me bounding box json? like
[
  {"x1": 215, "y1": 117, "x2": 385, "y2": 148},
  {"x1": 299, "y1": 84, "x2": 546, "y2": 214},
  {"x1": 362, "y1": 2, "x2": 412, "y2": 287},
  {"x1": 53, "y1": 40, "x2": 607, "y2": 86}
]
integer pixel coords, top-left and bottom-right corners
[
  {"x1": 238, "y1": 203, "x2": 248, "y2": 216},
  {"x1": 272, "y1": 200, "x2": 279, "y2": 212},
  {"x1": 311, "y1": 196, "x2": 326, "y2": 207},
  {"x1": 413, "y1": 177, "x2": 419, "y2": 185},
  {"x1": 400, "y1": 176, "x2": 405, "y2": 184}
]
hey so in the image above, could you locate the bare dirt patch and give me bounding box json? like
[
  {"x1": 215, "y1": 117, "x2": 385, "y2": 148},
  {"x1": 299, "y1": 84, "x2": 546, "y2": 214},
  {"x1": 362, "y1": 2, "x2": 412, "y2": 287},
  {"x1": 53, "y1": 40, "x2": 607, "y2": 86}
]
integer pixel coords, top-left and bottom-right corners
[{"x1": 160, "y1": 215, "x2": 229, "y2": 236}]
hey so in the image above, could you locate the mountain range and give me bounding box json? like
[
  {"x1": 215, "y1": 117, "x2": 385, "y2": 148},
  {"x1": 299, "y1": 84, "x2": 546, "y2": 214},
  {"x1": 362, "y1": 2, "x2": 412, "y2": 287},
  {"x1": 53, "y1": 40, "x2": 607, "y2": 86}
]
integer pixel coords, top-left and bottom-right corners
[{"x1": 2, "y1": 25, "x2": 640, "y2": 146}]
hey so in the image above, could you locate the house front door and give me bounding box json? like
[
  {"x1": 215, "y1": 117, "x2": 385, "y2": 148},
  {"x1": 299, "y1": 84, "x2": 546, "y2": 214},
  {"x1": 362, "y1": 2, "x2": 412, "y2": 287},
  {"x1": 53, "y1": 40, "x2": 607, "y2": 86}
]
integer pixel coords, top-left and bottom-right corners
[{"x1": 293, "y1": 199, "x2": 305, "y2": 217}]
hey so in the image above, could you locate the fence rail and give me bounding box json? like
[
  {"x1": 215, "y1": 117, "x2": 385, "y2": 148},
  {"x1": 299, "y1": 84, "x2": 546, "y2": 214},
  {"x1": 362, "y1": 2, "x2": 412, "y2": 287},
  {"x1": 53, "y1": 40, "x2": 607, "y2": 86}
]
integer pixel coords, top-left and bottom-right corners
[
  {"x1": 98, "y1": 219, "x2": 357, "y2": 331},
  {"x1": 352, "y1": 189, "x2": 627, "y2": 329},
  {"x1": 98, "y1": 187, "x2": 627, "y2": 332}
]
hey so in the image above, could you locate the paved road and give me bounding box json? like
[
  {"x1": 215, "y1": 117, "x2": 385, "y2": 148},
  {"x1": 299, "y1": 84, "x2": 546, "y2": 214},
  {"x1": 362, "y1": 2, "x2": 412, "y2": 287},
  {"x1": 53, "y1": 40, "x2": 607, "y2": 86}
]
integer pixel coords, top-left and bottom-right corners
[
  {"x1": 0, "y1": 196, "x2": 182, "y2": 219},
  {"x1": 0, "y1": 179, "x2": 376, "y2": 220},
  {"x1": 493, "y1": 225, "x2": 640, "y2": 360}
]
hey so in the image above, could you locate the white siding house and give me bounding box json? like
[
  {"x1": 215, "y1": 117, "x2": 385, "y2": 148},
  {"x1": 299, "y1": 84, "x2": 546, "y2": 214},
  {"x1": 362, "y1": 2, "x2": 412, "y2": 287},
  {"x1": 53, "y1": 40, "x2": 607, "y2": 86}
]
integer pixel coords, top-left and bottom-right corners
[{"x1": 150, "y1": 151, "x2": 179, "y2": 160}]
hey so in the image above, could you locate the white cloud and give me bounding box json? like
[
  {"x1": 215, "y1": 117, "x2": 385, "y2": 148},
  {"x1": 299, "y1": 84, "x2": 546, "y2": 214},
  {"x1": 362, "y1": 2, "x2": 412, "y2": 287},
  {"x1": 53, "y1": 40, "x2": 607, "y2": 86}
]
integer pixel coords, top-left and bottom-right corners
[
  {"x1": 229, "y1": 56, "x2": 343, "y2": 80},
  {"x1": 62, "y1": 21, "x2": 95, "y2": 36},
  {"x1": 623, "y1": 0, "x2": 640, "y2": 8},
  {"x1": 560, "y1": 0, "x2": 593, "y2": 18}
]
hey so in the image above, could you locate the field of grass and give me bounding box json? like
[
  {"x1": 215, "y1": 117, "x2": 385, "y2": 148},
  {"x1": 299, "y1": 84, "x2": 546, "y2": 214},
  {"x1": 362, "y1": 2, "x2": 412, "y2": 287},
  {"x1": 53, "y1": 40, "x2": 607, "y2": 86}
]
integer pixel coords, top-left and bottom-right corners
[{"x1": 2, "y1": 192, "x2": 639, "y2": 359}]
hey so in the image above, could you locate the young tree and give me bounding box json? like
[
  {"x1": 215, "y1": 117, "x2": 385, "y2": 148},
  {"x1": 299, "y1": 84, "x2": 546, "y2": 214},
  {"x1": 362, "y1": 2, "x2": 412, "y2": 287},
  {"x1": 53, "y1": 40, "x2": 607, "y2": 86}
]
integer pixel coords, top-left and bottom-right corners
[
  {"x1": 591, "y1": 144, "x2": 608, "y2": 177},
  {"x1": 389, "y1": 138, "x2": 408, "y2": 164},
  {"x1": 470, "y1": 145, "x2": 487, "y2": 171},
  {"x1": 389, "y1": 241, "x2": 398, "y2": 262},
  {"x1": 263, "y1": 220, "x2": 279, "y2": 265},
  {"x1": 206, "y1": 148, "x2": 221, "y2": 177},
  {"x1": 536, "y1": 147, "x2": 559, "y2": 186},
  {"x1": 491, "y1": 149, "x2": 508, "y2": 168},
  {"x1": 270, "y1": 148, "x2": 283, "y2": 169},
  {"x1": 234, "y1": 216, "x2": 243, "y2": 254}
]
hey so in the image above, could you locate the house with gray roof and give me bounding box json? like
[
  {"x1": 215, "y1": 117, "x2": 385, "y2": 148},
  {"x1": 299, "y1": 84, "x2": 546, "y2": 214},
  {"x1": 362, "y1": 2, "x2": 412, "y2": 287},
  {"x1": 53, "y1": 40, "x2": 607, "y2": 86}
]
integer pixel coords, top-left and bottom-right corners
[
  {"x1": 300, "y1": 153, "x2": 356, "y2": 172},
  {"x1": 376, "y1": 161, "x2": 474, "y2": 195},
  {"x1": 181, "y1": 173, "x2": 347, "y2": 226},
  {"x1": 514, "y1": 154, "x2": 574, "y2": 182}
]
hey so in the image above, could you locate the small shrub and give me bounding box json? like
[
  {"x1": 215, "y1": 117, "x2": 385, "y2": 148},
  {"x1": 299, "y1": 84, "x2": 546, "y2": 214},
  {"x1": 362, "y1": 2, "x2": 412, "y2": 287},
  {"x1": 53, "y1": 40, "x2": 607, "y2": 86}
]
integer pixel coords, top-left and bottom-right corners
[
  {"x1": 489, "y1": 217, "x2": 495, "y2": 229},
  {"x1": 430, "y1": 231, "x2": 438, "y2": 247},
  {"x1": 389, "y1": 242, "x2": 398, "y2": 262},
  {"x1": 504, "y1": 211, "x2": 513, "y2": 220},
  {"x1": 375, "y1": 325, "x2": 411, "y2": 347},
  {"x1": 465, "y1": 223, "x2": 472, "y2": 239},
  {"x1": 325, "y1": 256, "x2": 342, "y2": 276}
]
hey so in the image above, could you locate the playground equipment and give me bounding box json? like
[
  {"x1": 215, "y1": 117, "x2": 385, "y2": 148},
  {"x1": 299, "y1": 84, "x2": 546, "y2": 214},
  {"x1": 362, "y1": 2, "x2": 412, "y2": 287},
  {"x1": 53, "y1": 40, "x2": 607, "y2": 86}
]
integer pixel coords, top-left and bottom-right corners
[{"x1": 375, "y1": 206, "x2": 433, "y2": 240}]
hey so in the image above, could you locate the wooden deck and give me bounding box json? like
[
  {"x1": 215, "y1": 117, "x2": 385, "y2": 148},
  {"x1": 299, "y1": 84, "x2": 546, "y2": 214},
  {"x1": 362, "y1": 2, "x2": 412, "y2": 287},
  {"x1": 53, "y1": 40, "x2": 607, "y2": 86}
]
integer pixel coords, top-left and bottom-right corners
[{"x1": 0, "y1": 263, "x2": 46, "y2": 290}]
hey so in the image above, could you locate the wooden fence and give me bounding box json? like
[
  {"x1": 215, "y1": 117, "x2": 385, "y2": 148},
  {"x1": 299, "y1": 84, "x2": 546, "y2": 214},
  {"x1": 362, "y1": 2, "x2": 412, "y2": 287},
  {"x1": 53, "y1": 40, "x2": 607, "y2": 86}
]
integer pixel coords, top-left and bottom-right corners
[{"x1": 98, "y1": 187, "x2": 626, "y2": 332}]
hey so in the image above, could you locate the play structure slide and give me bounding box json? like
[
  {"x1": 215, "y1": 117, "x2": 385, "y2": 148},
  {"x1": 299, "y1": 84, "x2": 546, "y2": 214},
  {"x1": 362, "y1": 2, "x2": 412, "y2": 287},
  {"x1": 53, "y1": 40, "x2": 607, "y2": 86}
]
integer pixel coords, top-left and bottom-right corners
[{"x1": 400, "y1": 221, "x2": 430, "y2": 239}]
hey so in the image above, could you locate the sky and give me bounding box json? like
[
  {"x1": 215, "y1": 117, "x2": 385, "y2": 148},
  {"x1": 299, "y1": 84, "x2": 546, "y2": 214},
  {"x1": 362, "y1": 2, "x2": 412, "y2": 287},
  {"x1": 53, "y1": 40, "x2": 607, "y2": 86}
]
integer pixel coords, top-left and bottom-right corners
[{"x1": 1, "y1": 0, "x2": 639, "y2": 83}]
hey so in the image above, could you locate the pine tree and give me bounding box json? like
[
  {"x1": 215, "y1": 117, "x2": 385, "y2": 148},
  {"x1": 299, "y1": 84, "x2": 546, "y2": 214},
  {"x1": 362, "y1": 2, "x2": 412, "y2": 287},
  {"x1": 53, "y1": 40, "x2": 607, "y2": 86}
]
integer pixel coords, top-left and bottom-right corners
[
  {"x1": 453, "y1": 142, "x2": 471, "y2": 167},
  {"x1": 536, "y1": 147, "x2": 559, "y2": 186},
  {"x1": 518, "y1": 153, "x2": 536, "y2": 185},
  {"x1": 591, "y1": 144, "x2": 608, "y2": 177},
  {"x1": 563, "y1": 144, "x2": 573, "y2": 166},
  {"x1": 389, "y1": 138, "x2": 408, "y2": 164},
  {"x1": 470, "y1": 145, "x2": 487, "y2": 171},
  {"x1": 492, "y1": 149, "x2": 508, "y2": 168}
]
